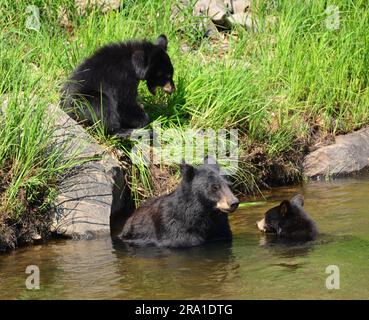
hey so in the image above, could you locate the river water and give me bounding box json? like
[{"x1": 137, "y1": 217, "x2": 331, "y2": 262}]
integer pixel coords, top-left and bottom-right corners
[{"x1": 0, "y1": 176, "x2": 368, "y2": 299}]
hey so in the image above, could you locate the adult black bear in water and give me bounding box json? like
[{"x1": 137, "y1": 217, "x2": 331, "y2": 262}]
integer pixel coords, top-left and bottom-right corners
[
  {"x1": 120, "y1": 158, "x2": 239, "y2": 248},
  {"x1": 257, "y1": 194, "x2": 317, "y2": 241},
  {"x1": 61, "y1": 35, "x2": 175, "y2": 136}
]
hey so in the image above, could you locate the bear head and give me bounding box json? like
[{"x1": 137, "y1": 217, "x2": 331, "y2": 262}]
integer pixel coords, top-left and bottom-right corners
[
  {"x1": 179, "y1": 157, "x2": 239, "y2": 214},
  {"x1": 132, "y1": 35, "x2": 175, "y2": 95},
  {"x1": 256, "y1": 194, "x2": 316, "y2": 240}
]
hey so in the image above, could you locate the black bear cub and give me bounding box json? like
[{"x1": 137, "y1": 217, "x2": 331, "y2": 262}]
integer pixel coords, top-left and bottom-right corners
[
  {"x1": 256, "y1": 194, "x2": 317, "y2": 241},
  {"x1": 61, "y1": 35, "x2": 175, "y2": 136},
  {"x1": 119, "y1": 158, "x2": 239, "y2": 248}
]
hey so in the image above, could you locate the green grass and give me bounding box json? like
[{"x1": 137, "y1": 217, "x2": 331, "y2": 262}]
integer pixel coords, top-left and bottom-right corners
[
  {"x1": 1, "y1": 0, "x2": 369, "y2": 233},
  {"x1": 0, "y1": 87, "x2": 84, "y2": 249}
]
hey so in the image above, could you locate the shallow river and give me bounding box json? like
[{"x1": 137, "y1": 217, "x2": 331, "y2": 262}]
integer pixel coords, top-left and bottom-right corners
[{"x1": 1, "y1": 177, "x2": 368, "y2": 299}]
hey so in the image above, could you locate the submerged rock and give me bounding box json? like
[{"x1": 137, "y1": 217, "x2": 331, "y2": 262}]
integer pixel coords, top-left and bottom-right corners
[{"x1": 304, "y1": 127, "x2": 369, "y2": 179}]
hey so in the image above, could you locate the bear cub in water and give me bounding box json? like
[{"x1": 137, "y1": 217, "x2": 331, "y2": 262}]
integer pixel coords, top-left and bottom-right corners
[
  {"x1": 257, "y1": 194, "x2": 317, "y2": 241},
  {"x1": 61, "y1": 35, "x2": 175, "y2": 136},
  {"x1": 120, "y1": 158, "x2": 239, "y2": 248}
]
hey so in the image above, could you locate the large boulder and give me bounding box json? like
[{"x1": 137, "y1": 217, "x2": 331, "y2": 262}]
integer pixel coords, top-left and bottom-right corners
[
  {"x1": 51, "y1": 106, "x2": 133, "y2": 239},
  {"x1": 303, "y1": 127, "x2": 369, "y2": 179}
]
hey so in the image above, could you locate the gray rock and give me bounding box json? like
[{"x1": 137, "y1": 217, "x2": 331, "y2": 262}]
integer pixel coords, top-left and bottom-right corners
[
  {"x1": 304, "y1": 127, "x2": 369, "y2": 179},
  {"x1": 230, "y1": 0, "x2": 251, "y2": 13},
  {"x1": 50, "y1": 106, "x2": 132, "y2": 239},
  {"x1": 227, "y1": 12, "x2": 255, "y2": 31},
  {"x1": 75, "y1": 0, "x2": 121, "y2": 14},
  {"x1": 192, "y1": 0, "x2": 256, "y2": 30},
  {"x1": 171, "y1": 0, "x2": 221, "y2": 38},
  {"x1": 194, "y1": 0, "x2": 229, "y2": 25}
]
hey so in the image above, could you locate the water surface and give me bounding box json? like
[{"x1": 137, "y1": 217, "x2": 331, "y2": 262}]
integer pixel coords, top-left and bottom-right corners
[{"x1": 0, "y1": 177, "x2": 368, "y2": 299}]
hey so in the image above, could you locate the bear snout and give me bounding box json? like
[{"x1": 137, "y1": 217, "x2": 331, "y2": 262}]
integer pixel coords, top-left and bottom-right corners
[
  {"x1": 256, "y1": 218, "x2": 266, "y2": 232},
  {"x1": 216, "y1": 195, "x2": 239, "y2": 213},
  {"x1": 229, "y1": 199, "x2": 239, "y2": 212},
  {"x1": 162, "y1": 81, "x2": 175, "y2": 94}
]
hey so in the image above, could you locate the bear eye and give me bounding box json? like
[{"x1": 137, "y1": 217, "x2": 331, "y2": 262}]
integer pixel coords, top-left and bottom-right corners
[{"x1": 212, "y1": 184, "x2": 220, "y2": 191}]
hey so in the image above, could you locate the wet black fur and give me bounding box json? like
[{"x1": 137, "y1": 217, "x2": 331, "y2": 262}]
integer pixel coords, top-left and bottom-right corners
[
  {"x1": 263, "y1": 194, "x2": 318, "y2": 241},
  {"x1": 119, "y1": 161, "x2": 238, "y2": 248}
]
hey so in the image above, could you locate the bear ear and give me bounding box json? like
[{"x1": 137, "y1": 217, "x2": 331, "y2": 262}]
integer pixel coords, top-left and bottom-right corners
[
  {"x1": 132, "y1": 50, "x2": 147, "y2": 79},
  {"x1": 204, "y1": 155, "x2": 220, "y2": 172},
  {"x1": 290, "y1": 194, "x2": 304, "y2": 207},
  {"x1": 180, "y1": 160, "x2": 195, "y2": 182},
  {"x1": 156, "y1": 34, "x2": 168, "y2": 51},
  {"x1": 279, "y1": 200, "x2": 292, "y2": 217}
]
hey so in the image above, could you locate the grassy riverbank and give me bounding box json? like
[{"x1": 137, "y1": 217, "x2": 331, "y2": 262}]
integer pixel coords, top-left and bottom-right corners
[
  {"x1": 0, "y1": 90, "x2": 77, "y2": 250},
  {"x1": 1, "y1": 0, "x2": 369, "y2": 247}
]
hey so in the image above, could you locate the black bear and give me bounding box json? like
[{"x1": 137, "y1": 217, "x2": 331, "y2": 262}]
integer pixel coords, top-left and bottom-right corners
[
  {"x1": 256, "y1": 194, "x2": 317, "y2": 241},
  {"x1": 61, "y1": 35, "x2": 175, "y2": 136},
  {"x1": 119, "y1": 158, "x2": 239, "y2": 248}
]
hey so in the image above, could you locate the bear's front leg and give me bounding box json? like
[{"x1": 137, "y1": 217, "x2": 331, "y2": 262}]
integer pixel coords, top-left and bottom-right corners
[
  {"x1": 119, "y1": 102, "x2": 150, "y2": 130},
  {"x1": 113, "y1": 129, "x2": 136, "y2": 138}
]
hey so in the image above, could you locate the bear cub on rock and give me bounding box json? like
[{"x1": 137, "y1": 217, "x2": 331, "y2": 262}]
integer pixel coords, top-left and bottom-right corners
[
  {"x1": 61, "y1": 35, "x2": 175, "y2": 136},
  {"x1": 119, "y1": 158, "x2": 239, "y2": 248},
  {"x1": 257, "y1": 194, "x2": 317, "y2": 241}
]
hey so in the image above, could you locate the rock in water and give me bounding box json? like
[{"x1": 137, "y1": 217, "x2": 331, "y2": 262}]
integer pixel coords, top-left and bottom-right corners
[
  {"x1": 50, "y1": 105, "x2": 132, "y2": 239},
  {"x1": 304, "y1": 127, "x2": 369, "y2": 179}
]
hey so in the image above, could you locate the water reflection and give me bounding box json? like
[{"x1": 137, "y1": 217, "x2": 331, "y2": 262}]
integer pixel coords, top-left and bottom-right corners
[
  {"x1": 110, "y1": 240, "x2": 239, "y2": 299},
  {"x1": 258, "y1": 234, "x2": 314, "y2": 258}
]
